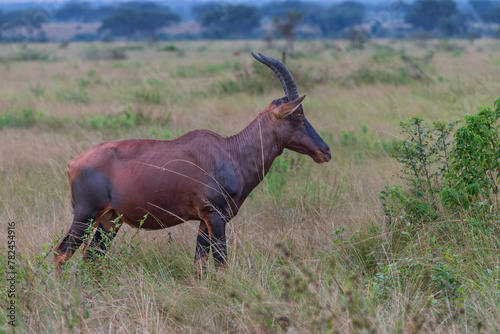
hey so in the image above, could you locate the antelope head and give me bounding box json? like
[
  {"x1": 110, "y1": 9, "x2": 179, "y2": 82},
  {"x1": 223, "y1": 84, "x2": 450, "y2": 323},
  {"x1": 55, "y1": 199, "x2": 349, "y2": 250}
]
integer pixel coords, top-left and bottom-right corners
[{"x1": 252, "y1": 53, "x2": 331, "y2": 163}]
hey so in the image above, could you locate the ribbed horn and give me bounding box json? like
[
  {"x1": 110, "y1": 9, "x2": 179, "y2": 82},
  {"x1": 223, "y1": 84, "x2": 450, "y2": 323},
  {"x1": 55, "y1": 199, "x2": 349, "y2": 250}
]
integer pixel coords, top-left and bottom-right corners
[{"x1": 251, "y1": 52, "x2": 299, "y2": 101}]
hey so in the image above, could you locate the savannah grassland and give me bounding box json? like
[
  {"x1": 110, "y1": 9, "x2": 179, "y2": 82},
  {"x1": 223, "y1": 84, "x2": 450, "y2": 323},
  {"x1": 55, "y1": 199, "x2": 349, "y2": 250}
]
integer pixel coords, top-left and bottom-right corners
[{"x1": 1, "y1": 39, "x2": 500, "y2": 333}]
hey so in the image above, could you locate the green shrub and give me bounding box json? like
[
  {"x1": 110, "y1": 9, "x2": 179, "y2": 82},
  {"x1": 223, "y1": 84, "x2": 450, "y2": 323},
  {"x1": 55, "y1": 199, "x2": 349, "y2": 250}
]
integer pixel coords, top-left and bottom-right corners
[
  {"x1": 0, "y1": 108, "x2": 42, "y2": 129},
  {"x1": 436, "y1": 39, "x2": 466, "y2": 55},
  {"x1": 381, "y1": 117, "x2": 457, "y2": 252},
  {"x1": 77, "y1": 77, "x2": 91, "y2": 89},
  {"x1": 115, "y1": 44, "x2": 145, "y2": 51},
  {"x1": 157, "y1": 44, "x2": 178, "y2": 52},
  {"x1": 371, "y1": 45, "x2": 396, "y2": 63},
  {"x1": 368, "y1": 246, "x2": 467, "y2": 302},
  {"x1": 344, "y1": 51, "x2": 433, "y2": 86},
  {"x1": 212, "y1": 61, "x2": 274, "y2": 95},
  {"x1": 59, "y1": 40, "x2": 69, "y2": 49},
  {"x1": 213, "y1": 79, "x2": 241, "y2": 95},
  {"x1": 84, "y1": 107, "x2": 169, "y2": 130},
  {"x1": 381, "y1": 97, "x2": 500, "y2": 247},
  {"x1": 209, "y1": 57, "x2": 329, "y2": 95},
  {"x1": 56, "y1": 87, "x2": 90, "y2": 104},
  {"x1": 2, "y1": 48, "x2": 53, "y2": 62},
  {"x1": 30, "y1": 82, "x2": 45, "y2": 97},
  {"x1": 345, "y1": 66, "x2": 417, "y2": 86},
  {"x1": 132, "y1": 83, "x2": 162, "y2": 104},
  {"x1": 174, "y1": 61, "x2": 241, "y2": 78},
  {"x1": 393, "y1": 117, "x2": 455, "y2": 198},
  {"x1": 442, "y1": 98, "x2": 500, "y2": 209},
  {"x1": 83, "y1": 46, "x2": 127, "y2": 61}
]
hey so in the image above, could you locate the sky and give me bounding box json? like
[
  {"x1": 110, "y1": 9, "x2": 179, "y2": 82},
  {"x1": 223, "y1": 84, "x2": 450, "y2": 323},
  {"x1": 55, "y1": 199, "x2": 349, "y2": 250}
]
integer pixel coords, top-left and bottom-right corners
[{"x1": 0, "y1": 0, "x2": 385, "y2": 4}]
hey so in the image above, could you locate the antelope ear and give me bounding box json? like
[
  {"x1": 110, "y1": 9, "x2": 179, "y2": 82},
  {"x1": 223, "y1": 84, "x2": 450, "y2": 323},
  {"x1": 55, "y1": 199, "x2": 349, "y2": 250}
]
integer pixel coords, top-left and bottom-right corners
[{"x1": 275, "y1": 95, "x2": 306, "y2": 119}]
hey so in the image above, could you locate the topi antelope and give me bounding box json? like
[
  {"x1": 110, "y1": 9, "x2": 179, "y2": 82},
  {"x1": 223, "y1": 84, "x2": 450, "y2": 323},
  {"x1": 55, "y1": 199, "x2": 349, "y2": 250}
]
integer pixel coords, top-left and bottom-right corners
[{"x1": 54, "y1": 53, "x2": 331, "y2": 273}]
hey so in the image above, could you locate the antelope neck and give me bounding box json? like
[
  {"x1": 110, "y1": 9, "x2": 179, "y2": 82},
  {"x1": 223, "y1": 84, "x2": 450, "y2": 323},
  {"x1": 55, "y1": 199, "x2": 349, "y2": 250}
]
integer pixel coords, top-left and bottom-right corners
[{"x1": 224, "y1": 113, "x2": 283, "y2": 191}]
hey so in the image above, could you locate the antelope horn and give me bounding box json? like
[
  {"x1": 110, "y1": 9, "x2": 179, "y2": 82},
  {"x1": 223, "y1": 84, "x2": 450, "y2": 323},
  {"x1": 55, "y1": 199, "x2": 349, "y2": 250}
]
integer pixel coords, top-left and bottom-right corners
[{"x1": 251, "y1": 52, "x2": 299, "y2": 101}]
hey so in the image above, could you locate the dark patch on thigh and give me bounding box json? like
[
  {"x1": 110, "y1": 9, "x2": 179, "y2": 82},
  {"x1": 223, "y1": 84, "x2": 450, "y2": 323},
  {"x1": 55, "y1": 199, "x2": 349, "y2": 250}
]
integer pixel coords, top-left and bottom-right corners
[
  {"x1": 71, "y1": 167, "x2": 119, "y2": 221},
  {"x1": 207, "y1": 161, "x2": 239, "y2": 211}
]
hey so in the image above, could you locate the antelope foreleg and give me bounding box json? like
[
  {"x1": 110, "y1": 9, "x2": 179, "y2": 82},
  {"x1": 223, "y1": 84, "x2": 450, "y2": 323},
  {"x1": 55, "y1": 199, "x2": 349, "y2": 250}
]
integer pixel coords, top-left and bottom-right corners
[
  {"x1": 194, "y1": 220, "x2": 211, "y2": 277},
  {"x1": 209, "y1": 213, "x2": 227, "y2": 268},
  {"x1": 54, "y1": 220, "x2": 92, "y2": 269},
  {"x1": 194, "y1": 212, "x2": 228, "y2": 277}
]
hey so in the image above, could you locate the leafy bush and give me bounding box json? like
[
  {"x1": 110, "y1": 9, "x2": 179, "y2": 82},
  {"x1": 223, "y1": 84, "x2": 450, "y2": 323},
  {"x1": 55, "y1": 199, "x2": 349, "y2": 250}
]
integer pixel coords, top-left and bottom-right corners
[
  {"x1": 83, "y1": 46, "x2": 127, "y2": 61},
  {"x1": 382, "y1": 97, "x2": 500, "y2": 237},
  {"x1": 381, "y1": 116, "x2": 456, "y2": 230},
  {"x1": 213, "y1": 79, "x2": 242, "y2": 95},
  {"x1": 115, "y1": 44, "x2": 145, "y2": 51},
  {"x1": 371, "y1": 45, "x2": 396, "y2": 63},
  {"x1": 71, "y1": 33, "x2": 100, "y2": 42},
  {"x1": 0, "y1": 108, "x2": 42, "y2": 129},
  {"x1": 369, "y1": 246, "x2": 466, "y2": 302},
  {"x1": 344, "y1": 51, "x2": 434, "y2": 86},
  {"x1": 393, "y1": 117, "x2": 455, "y2": 199},
  {"x1": 344, "y1": 66, "x2": 414, "y2": 85},
  {"x1": 436, "y1": 39, "x2": 466, "y2": 56},
  {"x1": 209, "y1": 57, "x2": 331, "y2": 96},
  {"x1": 1, "y1": 48, "x2": 53, "y2": 62},
  {"x1": 212, "y1": 61, "x2": 268, "y2": 95},
  {"x1": 84, "y1": 107, "x2": 169, "y2": 130},
  {"x1": 442, "y1": 99, "x2": 500, "y2": 209},
  {"x1": 375, "y1": 100, "x2": 500, "y2": 308},
  {"x1": 56, "y1": 87, "x2": 90, "y2": 104},
  {"x1": 30, "y1": 82, "x2": 46, "y2": 97},
  {"x1": 174, "y1": 61, "x2": 241, "y2": 78},
  {"x1": 132, "y1": 79, "x2": 162, "y2": 104},
  {"x1": 157, "y1": 44, "x2": 178, "y2": 52}
]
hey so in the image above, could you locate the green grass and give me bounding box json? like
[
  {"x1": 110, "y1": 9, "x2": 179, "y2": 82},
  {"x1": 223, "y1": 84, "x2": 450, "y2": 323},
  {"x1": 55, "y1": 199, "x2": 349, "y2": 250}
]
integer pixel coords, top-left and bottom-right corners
[
  {"x1": 84, "y1": 107, "x2": 169, "y2": 130},
  {"x1": 55, "y1": 87, "x2": 91, "y2": 104},
  {"x1": 173, "y1": 60, "x2": 241, "y2": 78},
  {"x1": 83, "y1": 46, "x2": 127, "y2": 61},
  {"x1": 0, "y1": 48, "x2": 54, "y2": 62},
  {"x1": 0, "y1": 108, "x2": 40, "y2": 128}
]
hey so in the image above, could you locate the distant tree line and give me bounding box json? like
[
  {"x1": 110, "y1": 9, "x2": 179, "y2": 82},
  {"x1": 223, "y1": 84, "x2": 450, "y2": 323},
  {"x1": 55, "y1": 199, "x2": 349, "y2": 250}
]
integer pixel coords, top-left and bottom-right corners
[{"x1": 0, "y1": 0, "x2": 500, "y2": 43}]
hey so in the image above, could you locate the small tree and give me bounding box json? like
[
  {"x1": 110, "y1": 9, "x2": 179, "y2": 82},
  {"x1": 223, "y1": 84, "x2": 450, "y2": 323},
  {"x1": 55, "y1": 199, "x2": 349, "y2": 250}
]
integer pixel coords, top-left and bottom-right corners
[
  {"x1": 0, "y1": 10, "x2": 4, "y2": 41},
  {"x1": 263, "y1": 32, "x2": 273, "y2": 49},
  {"x1": 405, "y1": 0, "x2": 458, "y2": 33},
  {"x1": 273, "y1": 10, "x2": 304, "y2": 58},
  {"x1": 99, "y1": 2, "x2": 180, "y2": 39},
  {"x1": 469, "y1": 0, "x2": 496, "y2": 16},
  {"x1": 383, "y1": 97, "x2": 500, "y2": 225},
  {"x1": 482, "y1": 6, "x2": 500, "y2": 24},
  {"x1": 2, "y1": 8, "x2": 49, "y2": 38},
  {"x1": 347, "y1": 27, "x2": 369, "y2": 50},
  {"x1": 55, "y1": 2, "x2": 113, "y2": 22},
  {"x1": 194, "y1": 4, "x2": 261, "y2": 39},
  {"x1": 467, "y1": 32, "x2": 480, "y2": 44},
  {"x1": 316, "y1": 1, "x2": 365, "y2": 37},
  {"x1": 414, "y1": 30, "x2": 430, "y2": 48}
]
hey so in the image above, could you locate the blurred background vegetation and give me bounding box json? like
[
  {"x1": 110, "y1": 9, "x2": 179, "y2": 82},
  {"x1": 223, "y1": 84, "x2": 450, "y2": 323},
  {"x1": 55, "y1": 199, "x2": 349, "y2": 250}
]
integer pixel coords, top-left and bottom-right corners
[{"x1": 0, "y1": 0, "x2": 499, "y2": 45}]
